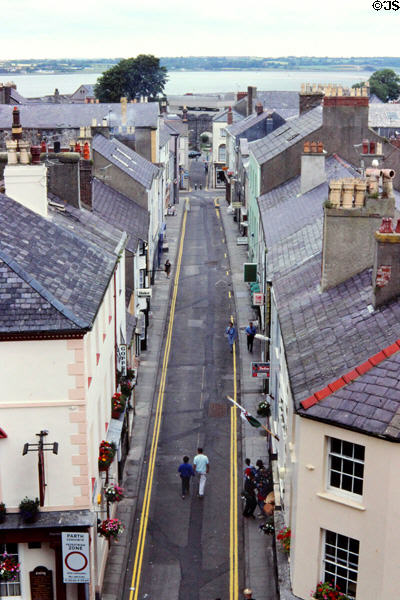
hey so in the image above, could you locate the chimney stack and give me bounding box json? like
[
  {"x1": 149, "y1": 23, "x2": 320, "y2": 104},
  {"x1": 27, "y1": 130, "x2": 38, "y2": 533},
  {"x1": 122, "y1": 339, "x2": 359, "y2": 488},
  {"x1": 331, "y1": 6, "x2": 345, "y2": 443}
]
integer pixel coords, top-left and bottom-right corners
[
  {"x1": 300, "y1": 141, "x2": 326, "y2": 194},
  {"x1": 255, "y1": 102, "x2": 263, "y2": 116},
  {"x1": 227, "y1": 107, "x2": 233, "y2": 125},
  {"x1": 247, "y1": 86, "x2": 257, "y2": 116},
  {"x1": 120, "y1": 96, "x2": 128, "y2": 127},
  {"x1": 372, "y1": 218, "x2": 400, "y2": 309},
  {"x1": 299, "y1": 83, "x2": 324, "y2": 115},
  {"x1": 11, "y1": 106, "x2": 22, "y2": 148},
  {"x1": 321, "y1": 171, "x2": 396, "y2": 291}
]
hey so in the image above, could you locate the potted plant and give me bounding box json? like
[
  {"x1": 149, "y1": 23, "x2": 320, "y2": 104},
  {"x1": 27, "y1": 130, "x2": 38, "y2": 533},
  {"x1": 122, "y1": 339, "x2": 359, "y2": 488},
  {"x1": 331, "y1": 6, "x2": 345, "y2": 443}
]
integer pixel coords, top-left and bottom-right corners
[
  {"x1": 0, "y1": 552, "x2": 20, "y2": 581},
  {"x1": 257, "y1": 399, "x2": 271, "y2": 417},
  {"x1": 98, "y1": 441, "x2": 116, "y2": 471},
  {"x1": 312, "y1": 582, "x2": 350, "y2": 599},
  {"x1": 104, "y1": 483, "x2": 124, "y2": 503},
  {"x1": 111, "y1": 393, "x2": 126, "y2": 419},
  {"x1": 98, "y1": 518, "x2": 124, "y2": 539},
  {"x1": 276, "y1": 526, "x2": 291, "y2": 553},
  {"x1": 19, "y1": 497, "x2": 39, "y2": 523},
  {"x1": 0, "y1": 503, "x2": 5, "y2": 524}
]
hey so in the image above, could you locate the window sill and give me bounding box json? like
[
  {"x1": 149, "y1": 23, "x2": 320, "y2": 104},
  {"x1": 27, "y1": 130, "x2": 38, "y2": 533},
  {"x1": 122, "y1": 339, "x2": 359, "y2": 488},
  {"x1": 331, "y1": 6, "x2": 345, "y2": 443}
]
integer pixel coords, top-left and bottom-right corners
[{"x1": 317, "y1": 491, "x2": 365, "y2": 511}]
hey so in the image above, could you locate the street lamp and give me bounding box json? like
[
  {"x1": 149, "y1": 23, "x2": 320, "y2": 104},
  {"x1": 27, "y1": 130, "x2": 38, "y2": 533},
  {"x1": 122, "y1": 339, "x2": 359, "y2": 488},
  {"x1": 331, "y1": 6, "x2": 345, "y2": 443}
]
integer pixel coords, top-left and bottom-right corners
[{"x1": 23, "y1": 430, "x2": 59, "y2": 506}]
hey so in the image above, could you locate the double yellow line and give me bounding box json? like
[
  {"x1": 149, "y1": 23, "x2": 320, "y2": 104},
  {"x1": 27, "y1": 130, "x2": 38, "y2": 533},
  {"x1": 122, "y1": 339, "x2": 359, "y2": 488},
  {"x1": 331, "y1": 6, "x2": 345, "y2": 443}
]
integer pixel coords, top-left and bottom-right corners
[
  {"x1": 230, "y1": 339, "x2": 239, "y2": 600},
  {"x1": 128, "y1": 199, "x2": 189, "y2": 600}
]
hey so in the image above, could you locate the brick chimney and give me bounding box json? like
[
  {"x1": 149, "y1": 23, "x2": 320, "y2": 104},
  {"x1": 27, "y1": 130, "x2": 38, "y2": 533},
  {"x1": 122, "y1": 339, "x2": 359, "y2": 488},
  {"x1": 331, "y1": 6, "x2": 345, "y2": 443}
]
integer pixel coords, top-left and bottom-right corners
[
  {"x1": 299, "y1": 83, "x2": 324, "y2": 115},
  {"x1": 227, "y1": 107, "x2": 233, "y2": 125},
  {"x1": 247, "y1": 86, "x2": 257, "y2": 116},
  {"x1": 321, "y1": 171, "x2": 396, "y2": 291},
  {"x1": 255, "y1": 102, "x2": 263, "y2": 116},
  {"x1": 372, "y1": 218, "x2": 400, "y2": 309},
  {"x1": 300, "y1": 141, "x2": 326, "y2": 194}
]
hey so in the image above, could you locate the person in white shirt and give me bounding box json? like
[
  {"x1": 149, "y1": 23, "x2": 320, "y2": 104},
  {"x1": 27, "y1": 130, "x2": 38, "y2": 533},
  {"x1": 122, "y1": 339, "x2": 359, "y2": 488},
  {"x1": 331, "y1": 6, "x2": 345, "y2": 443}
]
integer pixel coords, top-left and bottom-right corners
[{"x1": 193, "y1": 447, "x2": 209, "y2": 497}]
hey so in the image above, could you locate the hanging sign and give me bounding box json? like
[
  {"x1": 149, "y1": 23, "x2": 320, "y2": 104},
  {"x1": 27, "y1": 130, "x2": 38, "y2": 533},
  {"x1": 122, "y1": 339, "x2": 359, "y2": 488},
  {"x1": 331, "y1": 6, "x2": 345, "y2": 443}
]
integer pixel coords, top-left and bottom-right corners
[
  {"x1": 251, "y1": 362, "x2": 270, "y2": 378},
  {"x1": 62, "y1": 532, "x2": 90, "y2": 583},
  {"x1": 253, "y1": 292, "x2": 264, "y2": 306},
  {"x1": 119, "y1": 344, "x2": 127, "y2": 376}
]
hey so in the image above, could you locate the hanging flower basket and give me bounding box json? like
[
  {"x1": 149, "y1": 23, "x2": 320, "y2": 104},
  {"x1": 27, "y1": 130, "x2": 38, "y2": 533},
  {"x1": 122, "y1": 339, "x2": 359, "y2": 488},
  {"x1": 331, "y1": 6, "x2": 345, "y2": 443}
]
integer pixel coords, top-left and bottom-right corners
[
  {"x1": 0, "y1": 553, "x2": 20, "y2": 581},
  {"x1": 312, "y1": 582, "x2": 350, "y2": 599},
  {"x1": 120, "y1": 380, "x2": 132, "y2": 396},
  {"x1": 98, "y1": 441, "x2": 116, "y2": 471},
  {"x1": 19, "y1": 497, "x2": 40, "y2": 523},
  {"x1": 111, "y1": 393, "x2": 126, "y2": 419},
  {"x1": 277, "y1": 526, "x2": 291, "y2": 553},
  {"x1": 98, "y1": 518, "x2": 124, "y2": 539},
  {"x1": 104, "y1": 484, "x2": 124, "y2": 503}
]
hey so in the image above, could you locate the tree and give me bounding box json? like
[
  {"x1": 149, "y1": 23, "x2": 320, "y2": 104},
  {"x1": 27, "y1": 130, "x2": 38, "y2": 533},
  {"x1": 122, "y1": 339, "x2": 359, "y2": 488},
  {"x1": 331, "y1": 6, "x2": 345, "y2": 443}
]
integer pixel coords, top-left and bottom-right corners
[
  {"x1": 94, "y1": 55, "x2": 167, "y2": 102},
  {"x1": 352, "y1": 68, "x2": 400, "y2": 102},
  {"x1": 369, "y1": 69, "x2": 400, "y2": 101}
]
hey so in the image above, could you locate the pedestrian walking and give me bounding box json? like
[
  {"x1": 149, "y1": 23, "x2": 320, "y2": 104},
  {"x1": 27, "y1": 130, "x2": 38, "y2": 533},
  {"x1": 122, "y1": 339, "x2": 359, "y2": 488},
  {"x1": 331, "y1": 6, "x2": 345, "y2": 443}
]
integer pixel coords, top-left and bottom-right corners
[
  {"x1": 225, "y1": 321, "x2": 237, "y2": 353},
  {"x1": 164, "y1": 259, "x2": 171, "y2": 279},
  {"x1": 244, "y1": 458, "x2": 256, "y2": 481},
  {"x1": 243, "y1": 588, "x2": 255, "y2": 600},
  {"x1": 193, "y1": 447, "x2": 209, "y2": 497},
  {"x1": 245, "y1": 321, "x2": 257, "y2": 353},
  {"x1": 178, "y1": 456, "x2": 195, "y2": 499}
]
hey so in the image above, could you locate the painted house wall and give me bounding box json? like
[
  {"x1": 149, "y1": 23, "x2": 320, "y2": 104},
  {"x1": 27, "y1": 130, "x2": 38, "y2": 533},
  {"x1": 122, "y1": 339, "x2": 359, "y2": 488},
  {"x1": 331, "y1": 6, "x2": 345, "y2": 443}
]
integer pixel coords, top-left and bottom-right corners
[
  {"x1": 247, "y1": 152, "x2": 261, "y2": 263},
  {"x1": 291, "y1": 416, "x2": 400, "y2": 600}
]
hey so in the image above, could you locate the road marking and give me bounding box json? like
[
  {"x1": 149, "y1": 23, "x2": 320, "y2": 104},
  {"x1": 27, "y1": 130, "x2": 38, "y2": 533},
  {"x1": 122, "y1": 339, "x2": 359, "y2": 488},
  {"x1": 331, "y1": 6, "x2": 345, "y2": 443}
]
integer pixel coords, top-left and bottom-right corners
[
  {"x1": 216, "y1": 209, "x2": 220, "y2": 219},
  {"x1": 222, "y1": 238, "x2": 225, "y2": 244},
  {"x1": 226, "y1": 270, "x2": 229, "y2": 276},
  {"x1": 228, "y1": 291, "x2": 231, "y2": 299},
  {"x1": 224, "y1": 253, "x2": 227, "y2": 258},
  {"x1": 128, "y1": 198, "x2": 189, "y2": 600},
  {"x1": 230, "y1": 324, "x2": 239, "y2": 600}
]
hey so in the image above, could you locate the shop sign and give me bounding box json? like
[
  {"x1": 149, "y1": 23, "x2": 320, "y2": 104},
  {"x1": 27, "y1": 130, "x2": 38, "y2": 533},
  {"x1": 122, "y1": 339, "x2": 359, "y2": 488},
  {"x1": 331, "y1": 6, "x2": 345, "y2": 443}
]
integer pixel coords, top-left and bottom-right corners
[
  {"x1": 231, "y1": 202, "x2": 242, "y2": 208},
  {"x1": 137, "y1": 288, "x2": 152, "y2": 298},
  {"x1": 253, "y1": 292, "x2": 264, "y2": 306},
  {"x1": 62, "y1": 532, "x2": 90, "y2": 583},
  {"x1": 237, "y1": 237, "x2": 248, "y2": 245},
  {"x1": 119, "y1": 344, "x2": 127, "y2": 376},
  {"x1": 251, "y1": 362, "x2": 270, "y2": 378}
]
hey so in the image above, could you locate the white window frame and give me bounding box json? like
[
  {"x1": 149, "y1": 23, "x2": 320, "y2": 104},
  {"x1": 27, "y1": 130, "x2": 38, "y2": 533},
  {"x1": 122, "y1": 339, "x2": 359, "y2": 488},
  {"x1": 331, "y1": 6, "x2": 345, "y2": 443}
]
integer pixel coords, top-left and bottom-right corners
[
  {"x1": 0, "y1": 543, "x2": 21, "y2": 597},
  {"x1": 322, "y1": 529, "x2": 359, "y2": 598},
  {"x1": 327, "y1": 437, "x2": 365, "y2": 499}
]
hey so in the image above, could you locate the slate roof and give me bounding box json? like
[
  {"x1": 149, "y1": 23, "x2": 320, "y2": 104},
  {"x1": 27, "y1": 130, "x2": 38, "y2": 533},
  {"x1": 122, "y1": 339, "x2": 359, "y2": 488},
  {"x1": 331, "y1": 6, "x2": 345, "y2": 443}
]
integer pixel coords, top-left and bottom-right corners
[
  {"x1": 226, "y1": 109, "x2": 274, "y2": 137},
  {"x1": 213, "y1": 108, "x2": 243, "y2": 123},
  {"x1": 259, "y1": 155, "x2": 400, "y2": 440},
  {"x1": 92, "y1": 134, "x2": 159, "y2": 189},
  {"x1": 0, "y1": 102, "x2": 159, "y2": 129},
  {"x1": 0, "y1": 193, "x2": 117, "y2": 333},
  {"x1": 369, "y1": 103, "x2": 400, "y2": 128},
  {"x1": 249, "y1": 106, "x2": 322, "y2": 165},
  {"x1": 255, "y1": 90, "x2": 299, "y2": 111},
  {"x1": 92, "y1": 178, "x2": 149, "y2": 252}
]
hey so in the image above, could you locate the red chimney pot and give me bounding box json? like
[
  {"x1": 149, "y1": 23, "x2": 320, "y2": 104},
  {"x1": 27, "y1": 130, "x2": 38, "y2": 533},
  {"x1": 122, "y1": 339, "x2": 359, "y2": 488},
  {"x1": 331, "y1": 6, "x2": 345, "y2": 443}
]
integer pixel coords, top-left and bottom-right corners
[{"x1": 379, "y1": 218, "x2": 394, "y2": 234}]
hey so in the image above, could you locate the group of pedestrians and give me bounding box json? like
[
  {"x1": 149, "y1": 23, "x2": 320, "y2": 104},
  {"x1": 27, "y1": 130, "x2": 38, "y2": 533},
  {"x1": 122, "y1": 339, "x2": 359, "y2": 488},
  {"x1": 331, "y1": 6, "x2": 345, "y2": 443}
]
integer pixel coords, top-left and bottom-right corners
[
  {"x1": 178, "y1": 448, "x2": 209, "y2": 498},
  {"x1": 242, "y1": 458, "x2": 273, "y2": 519},
  {"x1": 225, "y1": 321, "x2": 257, "y2": 353}
]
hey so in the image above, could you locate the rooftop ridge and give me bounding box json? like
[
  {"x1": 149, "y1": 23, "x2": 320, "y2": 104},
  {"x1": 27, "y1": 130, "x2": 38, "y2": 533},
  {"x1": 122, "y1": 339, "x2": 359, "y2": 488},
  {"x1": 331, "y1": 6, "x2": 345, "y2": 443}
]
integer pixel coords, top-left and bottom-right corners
[
  {"x1": 300, "y1": 340, "x2": 400, "y2": 410},
  {"x1": 0, "y1": 247, "x2": 88, "y2": 330}
]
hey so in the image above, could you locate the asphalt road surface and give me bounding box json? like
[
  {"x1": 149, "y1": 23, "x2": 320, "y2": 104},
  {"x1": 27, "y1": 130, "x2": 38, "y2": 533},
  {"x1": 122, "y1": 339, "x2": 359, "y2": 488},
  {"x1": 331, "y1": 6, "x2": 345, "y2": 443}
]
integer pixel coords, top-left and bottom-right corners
[{"x1": 123, "y1": 188, "x2": 243, "y2": 600}]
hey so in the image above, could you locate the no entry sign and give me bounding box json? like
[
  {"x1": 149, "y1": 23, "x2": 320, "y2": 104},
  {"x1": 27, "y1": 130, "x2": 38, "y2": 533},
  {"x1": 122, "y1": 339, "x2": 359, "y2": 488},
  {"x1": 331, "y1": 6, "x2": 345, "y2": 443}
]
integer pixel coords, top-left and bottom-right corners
[{"x1": 62, "y1": 532, "x2": 90, "y2": 583}]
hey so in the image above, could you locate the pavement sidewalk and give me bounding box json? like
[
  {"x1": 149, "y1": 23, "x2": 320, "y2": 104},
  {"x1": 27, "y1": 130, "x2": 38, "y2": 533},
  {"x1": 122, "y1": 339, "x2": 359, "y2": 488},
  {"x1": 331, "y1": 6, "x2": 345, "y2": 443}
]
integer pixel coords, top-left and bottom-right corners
[
  {"x1": 218, "y1": 198, "x2": 279, "y2": 600},
  {"x1": 101, "y1": 200, "x2": 186, "y2": 600}
]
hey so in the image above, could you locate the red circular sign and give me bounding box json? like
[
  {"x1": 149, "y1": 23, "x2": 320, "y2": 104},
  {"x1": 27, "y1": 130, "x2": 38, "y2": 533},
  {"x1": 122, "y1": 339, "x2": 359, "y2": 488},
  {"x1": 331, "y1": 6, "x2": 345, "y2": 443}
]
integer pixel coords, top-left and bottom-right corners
[{"x1": 64, "y1": 551, "x2": 88, "y2": 572}]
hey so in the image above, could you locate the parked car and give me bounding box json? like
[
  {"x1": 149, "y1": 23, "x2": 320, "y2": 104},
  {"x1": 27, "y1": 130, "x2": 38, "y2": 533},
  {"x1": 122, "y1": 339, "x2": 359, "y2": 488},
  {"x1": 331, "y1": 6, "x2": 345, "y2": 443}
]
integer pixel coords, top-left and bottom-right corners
[{"x1": 188, "y1": 150, "x2": 201, "y2": 158}]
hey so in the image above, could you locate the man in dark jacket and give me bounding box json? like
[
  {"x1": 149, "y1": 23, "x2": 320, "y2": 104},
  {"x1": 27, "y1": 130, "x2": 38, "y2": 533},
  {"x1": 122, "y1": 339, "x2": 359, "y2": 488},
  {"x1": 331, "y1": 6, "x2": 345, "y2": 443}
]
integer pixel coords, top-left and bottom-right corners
[{"x1": 178, "y1": 456, "x2": 195, "y2": 498}]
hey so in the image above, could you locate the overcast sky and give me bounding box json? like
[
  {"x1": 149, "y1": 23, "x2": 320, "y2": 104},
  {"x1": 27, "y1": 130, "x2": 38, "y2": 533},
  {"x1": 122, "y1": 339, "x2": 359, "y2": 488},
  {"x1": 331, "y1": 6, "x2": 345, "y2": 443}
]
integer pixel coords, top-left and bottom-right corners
[{"x1": 1, "y1": 0, "x2": 397, "y2": 59}]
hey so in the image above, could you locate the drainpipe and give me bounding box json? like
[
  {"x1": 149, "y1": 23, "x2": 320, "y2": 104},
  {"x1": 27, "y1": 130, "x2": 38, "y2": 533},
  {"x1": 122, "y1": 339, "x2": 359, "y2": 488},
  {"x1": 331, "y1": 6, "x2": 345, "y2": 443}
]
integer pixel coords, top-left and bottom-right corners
[
  {"x1": 114, "y1": 270, "x2": 118, "y2": 382},
  {"x1": 172, "y1": 132, "x2": 179, "y2": 204}
]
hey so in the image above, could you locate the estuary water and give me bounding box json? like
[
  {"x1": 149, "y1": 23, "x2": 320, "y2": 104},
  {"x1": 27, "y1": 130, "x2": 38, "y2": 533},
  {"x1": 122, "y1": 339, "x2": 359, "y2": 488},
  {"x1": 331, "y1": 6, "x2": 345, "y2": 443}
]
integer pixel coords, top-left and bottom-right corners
[{"x1": 1, "y1": 69, "x2": 375, "y2": 98}]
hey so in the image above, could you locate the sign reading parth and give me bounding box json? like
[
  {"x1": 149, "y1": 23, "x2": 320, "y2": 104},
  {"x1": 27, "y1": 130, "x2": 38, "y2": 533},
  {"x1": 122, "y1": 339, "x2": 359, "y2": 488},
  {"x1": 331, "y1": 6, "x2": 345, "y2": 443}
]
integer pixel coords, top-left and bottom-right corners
[
  {"x1": 251, "y1": 362, "x2": 270, "y2": 378},
  {"x1": 62, "y1": 532, "x2": 90, "y2": 584}
]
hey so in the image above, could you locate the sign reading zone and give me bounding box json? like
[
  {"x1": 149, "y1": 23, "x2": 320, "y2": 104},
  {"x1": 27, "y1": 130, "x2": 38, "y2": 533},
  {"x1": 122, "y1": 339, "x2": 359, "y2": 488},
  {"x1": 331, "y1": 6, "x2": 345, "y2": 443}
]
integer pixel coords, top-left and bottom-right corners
[{"x1": 62, "y1": 532, "x2": 90, "y2": 583}]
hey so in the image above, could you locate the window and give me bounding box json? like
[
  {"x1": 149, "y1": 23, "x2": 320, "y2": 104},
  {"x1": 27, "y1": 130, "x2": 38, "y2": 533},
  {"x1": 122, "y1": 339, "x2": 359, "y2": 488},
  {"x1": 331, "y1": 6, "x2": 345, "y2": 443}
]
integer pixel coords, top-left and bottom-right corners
[
  {"x1": 0, "y1": 543, "x2": 21, "y2": 597},
  {"x1": 218, "y1": 144, "x2": 226, "y2": 162},
  {"x1": 323, "y1": 530, "x2": 359, "y2": 598},
  {"x1": 328, "y1": 437, "x2": 364, "y2": 496},
  {"x1": 220, "y1": 128, "x2": 226, "y2": 137}
]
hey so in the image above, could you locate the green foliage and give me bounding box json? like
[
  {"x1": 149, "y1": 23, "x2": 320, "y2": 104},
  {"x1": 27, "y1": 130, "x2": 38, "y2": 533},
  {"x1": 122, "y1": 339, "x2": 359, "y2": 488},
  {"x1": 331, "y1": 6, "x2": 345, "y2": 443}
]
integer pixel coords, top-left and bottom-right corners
[
  {"x1": 94, "y1": 55, "x2": 167, "y2": 102},
  {"x1": 369, "y1": 69, "x2": 400, "y2": 101}
]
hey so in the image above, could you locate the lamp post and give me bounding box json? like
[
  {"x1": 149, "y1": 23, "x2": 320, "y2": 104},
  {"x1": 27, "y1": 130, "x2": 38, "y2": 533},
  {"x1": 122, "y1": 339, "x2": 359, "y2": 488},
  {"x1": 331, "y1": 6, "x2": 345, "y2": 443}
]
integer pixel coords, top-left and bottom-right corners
[{"x1": 23, "y1": 430, "x2": 59, "y2": 506}]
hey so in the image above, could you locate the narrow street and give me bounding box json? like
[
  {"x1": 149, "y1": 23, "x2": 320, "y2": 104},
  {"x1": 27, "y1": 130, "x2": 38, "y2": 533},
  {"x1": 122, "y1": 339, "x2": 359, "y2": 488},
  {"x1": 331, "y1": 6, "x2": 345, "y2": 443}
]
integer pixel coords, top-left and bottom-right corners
[{"x1": 122, "y1": 174, "x2": 243, "y2": 600}]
